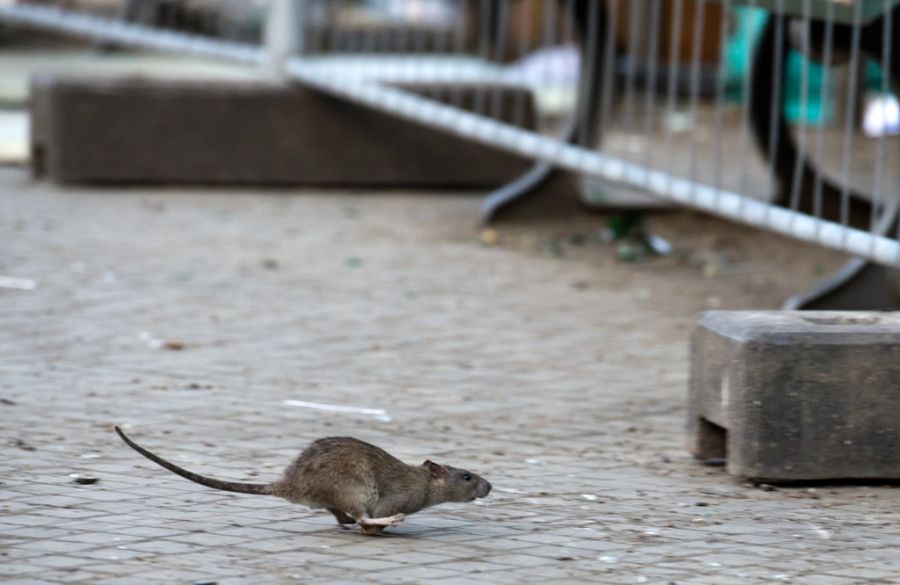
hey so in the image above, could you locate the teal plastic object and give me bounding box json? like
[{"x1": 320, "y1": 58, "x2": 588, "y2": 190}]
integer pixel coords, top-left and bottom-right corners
[
  {"x1": 725, "y1": 6, "x2": 833, "y2": 124},
  {"x1": 723, "y1": 6, "x2": 768, "y2": 100},
  {"x1": 731, "y1": 0, "x2": 900, "y2": 25},
  {"x1": 782, "y1": 50, "x2": 834, "y2": 125},
  {"x1": 725, "y1": 7, "x2": 899, "y2": 126}
]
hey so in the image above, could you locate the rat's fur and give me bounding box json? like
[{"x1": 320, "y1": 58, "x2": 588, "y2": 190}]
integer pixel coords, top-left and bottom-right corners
[{"x1": 115, "y1": 427, "x2": 491, "y2": 534}]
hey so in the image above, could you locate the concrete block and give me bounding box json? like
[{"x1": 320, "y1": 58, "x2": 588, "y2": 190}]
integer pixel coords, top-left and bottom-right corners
[
  {"x1": 30, "y1": 75, "x2": 535, "y2": 186},
  {"x1": 688, "y1": 311, "x2": 900, "y2": 481}
]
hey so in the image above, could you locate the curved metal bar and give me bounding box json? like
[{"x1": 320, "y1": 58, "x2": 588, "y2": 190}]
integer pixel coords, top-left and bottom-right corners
[
  {"x1": 479, "y1": 158, "x2": 562, "y2": 220},
  {"x1": 749, "y1": 11, "x2": 894, "y2": 227},
  {"x1": 758, "y1": 6, "x2": 900, "y2": 308},
  {"x1": 480, "y1": 0, "x2": 608, "y2": 222}
]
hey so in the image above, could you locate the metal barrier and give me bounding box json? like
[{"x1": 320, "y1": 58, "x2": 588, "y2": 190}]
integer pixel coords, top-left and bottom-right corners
[{"x1": 2, "y1": 0, "x2": 899, "y2": 267}]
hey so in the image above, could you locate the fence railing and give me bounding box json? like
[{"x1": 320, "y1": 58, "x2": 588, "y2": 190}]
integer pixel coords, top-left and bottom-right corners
[{"x1": 2, "y1": 0, "x2": 898, "y2": 266}]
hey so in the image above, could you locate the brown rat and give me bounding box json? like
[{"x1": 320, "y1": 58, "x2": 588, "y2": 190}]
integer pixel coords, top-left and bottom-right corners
[{"x1": 114, "y1": 426, "x2": 491, "y2": 535}]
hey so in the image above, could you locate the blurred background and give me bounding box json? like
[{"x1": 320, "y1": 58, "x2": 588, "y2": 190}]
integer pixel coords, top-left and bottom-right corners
[{"x1": 1, "y1": 0, "x2": 899, "y2": 306}]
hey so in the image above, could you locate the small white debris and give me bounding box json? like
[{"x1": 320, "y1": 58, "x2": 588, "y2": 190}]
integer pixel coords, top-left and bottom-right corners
[
  {"x1": 0, "y1": 276, "x2": 37, "y2": 290},
  {"x1": 598, "y1": 556, "x2": 618, "y2": 564},
  {"x1": 581, "y1": 494, "x2": 598, "y2": 501},
  {"x1": 647, "y1": 234, "x2": 673, "y2": 255},
  {"x1": 665, "y1": 111, "x2": 695, "y2": 133},
  {"x1": 863, "y1": 93, "x2": 900, "y2": 137},
  {"x1": 810, "y1": 525, "x2": 832, "y2": 540},
  {"x1": 283, "y1": 400, "x2": 392, "y2": 422},
  {"x1": 139, "y1": 331, "x2": 166, "y2": 349}
]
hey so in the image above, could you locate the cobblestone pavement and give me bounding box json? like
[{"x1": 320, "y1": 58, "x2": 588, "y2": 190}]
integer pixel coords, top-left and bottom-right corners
[{"x1": 2, "y1": 167, "x2": 899, "y2": 585}]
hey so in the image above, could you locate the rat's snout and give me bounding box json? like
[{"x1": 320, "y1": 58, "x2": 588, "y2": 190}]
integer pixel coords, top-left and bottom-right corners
[{"x1": 477, "y1": 479, "x2": 492, "y2": 498}]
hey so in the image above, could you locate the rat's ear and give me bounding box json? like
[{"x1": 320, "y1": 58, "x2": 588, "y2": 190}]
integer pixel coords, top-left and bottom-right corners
[{"x1": 422, "y1": 460, "x2": 448, "y2": 479}]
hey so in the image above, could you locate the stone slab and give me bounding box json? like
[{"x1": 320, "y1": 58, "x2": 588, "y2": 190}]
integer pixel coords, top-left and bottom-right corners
[
  {"x1": 688, "y1": 310, "x2": 900, "y2": 481},
  {"x1": 30, "y1": 74, "x2": 534, "y2": 186}
]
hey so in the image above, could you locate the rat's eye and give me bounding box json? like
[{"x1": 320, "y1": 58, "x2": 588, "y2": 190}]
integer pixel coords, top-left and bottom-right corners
[{"x1": 462, "y1": 473, "x2": 472, "y2": 481}]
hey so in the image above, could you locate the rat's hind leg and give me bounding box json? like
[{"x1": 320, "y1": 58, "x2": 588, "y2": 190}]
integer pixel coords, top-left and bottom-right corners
[
  {"x1": 361, "y1": 513, "x2": 406, "y2": 527},
  {"x1": 328, "y1": 508, "x2": 356, "y2": 528},
  {"x1": 355, "y1": 513, "x2": 406, "y2": 535}
]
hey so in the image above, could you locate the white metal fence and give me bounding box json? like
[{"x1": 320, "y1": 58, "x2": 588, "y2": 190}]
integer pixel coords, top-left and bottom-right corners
[{"x1": 2, "y1": 0, "x2": 899, "y2": 266}]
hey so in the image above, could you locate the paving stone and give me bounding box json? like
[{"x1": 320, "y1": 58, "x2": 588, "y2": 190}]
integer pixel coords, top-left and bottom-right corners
[
  {"x1": 825, "y1": 566, "x2": 900, "y2": 580},
  {"x1": 0, "y1": 564, "x2": 42, "y2": 577},
  {"x1": 7, "y1": 540, "x2": 98, "y2": 555},
  {"x1": 382, "y1": 565, "x2": 460, "y2": 580},
  {"x1": 792, "y1": 576, "x2": 858, "y2": 585},
  {"x1": 90, "y1": 578, "x2": 166, "y2": 585},
  {"x1": 689, "y1": 310, "x2": 900, "y2": 481},
  {"x1": 43, "y1": 569, "x2": 116, "y2": 583},
  {"x1": 75, "y1": 547, "x2": 152, "y2": 562},
  {"x1": 1, "y1": 515, "x2": 64, "y2": 528},
  {"x1": 490, "y1": 552, "x2": 560, "y2": 567},
  {"x1": 5, "y1": 527, "x2": 72, "y2": 540},
  {"x1": 25, "y1": 555, "x2": 94, "y2": 569}
]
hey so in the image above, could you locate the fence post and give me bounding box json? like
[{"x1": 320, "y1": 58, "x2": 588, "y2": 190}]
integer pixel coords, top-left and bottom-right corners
[{"x1": 263, "y1": 0, "x2": 304, "y2": 82}]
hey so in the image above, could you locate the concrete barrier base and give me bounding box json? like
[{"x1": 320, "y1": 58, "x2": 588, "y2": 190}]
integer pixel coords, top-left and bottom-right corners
[
  {"x1": 30, "y1": 75, "x2": 535, "y2": 187},
  {"x1": 688, "y1": 311, "x2": 900, "y2": 481}
]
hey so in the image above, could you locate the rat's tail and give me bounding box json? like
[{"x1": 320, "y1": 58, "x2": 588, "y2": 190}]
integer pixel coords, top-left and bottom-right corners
[{"x1": 115, "y1": 426, "x2": 275, "y2": 496}]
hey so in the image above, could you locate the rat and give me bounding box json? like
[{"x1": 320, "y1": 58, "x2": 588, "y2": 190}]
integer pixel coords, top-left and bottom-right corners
[{"x1": 114, "y1": 426, "x2": 491, "y2": 535}]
